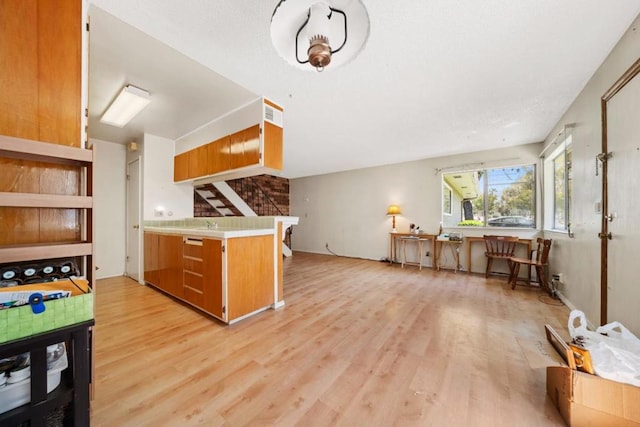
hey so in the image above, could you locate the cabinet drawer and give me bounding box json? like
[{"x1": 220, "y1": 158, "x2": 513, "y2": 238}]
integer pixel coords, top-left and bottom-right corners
[
  {"x1": 184, "y1": 271, "x2": 203, "y2": 292},
  {"x1": 183, "y1": 286, "x2": 204, "y2": 307},
  {"x1": 183, "y1": 257, "x2": 202, "y2": 275},
  {"x1": 183, "y1": 239, "x2": 203, "y2": 258}
]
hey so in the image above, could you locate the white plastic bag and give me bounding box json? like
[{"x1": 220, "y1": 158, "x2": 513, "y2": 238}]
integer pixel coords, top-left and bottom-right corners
[{"x1": 568, "y1": 310, "x2": 640, "y2": 387}]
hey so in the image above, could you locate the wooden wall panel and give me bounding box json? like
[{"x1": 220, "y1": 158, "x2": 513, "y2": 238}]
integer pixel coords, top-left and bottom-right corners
[
  {"x1": 0, "y1": 207, "x2": 80, "y2": 246},
  {"x1": 0, "y1": 208, "x2": 40, "y2": 245}
]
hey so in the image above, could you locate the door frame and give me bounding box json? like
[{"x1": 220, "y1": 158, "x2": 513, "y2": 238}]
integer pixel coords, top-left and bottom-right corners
[
  {"x1": 600, "y1": 57, "x2": 640, "y2": 324},
  {"x1": 126, "y1": 156, "x2": 143, "y2": 283}
]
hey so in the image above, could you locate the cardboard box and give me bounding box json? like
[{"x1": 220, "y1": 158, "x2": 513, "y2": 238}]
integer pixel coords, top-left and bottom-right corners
[{"x1": 547, "y1": 366, "x2": 640, "y2": 426}]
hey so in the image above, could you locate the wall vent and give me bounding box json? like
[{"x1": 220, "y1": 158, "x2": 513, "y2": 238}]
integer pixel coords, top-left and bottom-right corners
[{"x1": 264, "y1": 104, "x2": 283, "y2": 127}]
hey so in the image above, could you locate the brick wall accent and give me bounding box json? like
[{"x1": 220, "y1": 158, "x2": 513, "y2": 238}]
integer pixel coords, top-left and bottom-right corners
[{"x1": 194, "y1": 175, "x2": 290, "y2": 217}]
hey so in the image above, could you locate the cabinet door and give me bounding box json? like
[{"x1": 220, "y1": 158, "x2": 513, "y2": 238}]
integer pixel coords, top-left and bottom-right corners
[
  {"x1": 173, "y1": 152, "x2": 189, "y2": 182},
  {"x1": 203, "y1": 238, "x2": 224, "y2": 318},
  {"x1": 188, "y1": 145, "x2": 208, "y2": 179},
  {"x1": 229, "y1": 125, "x2": 261, "y2": 170},
  {"x1": 143, "y1": 232, "x2": 159, "y2": 286},
  {"x1": 243, "y1": 124, "x2": 261, "y2": 167},
  {"x1": 207, "y1": 136, "x2": 230, "y2": 175},
  {"x1": 263, "y1": 121, "x2": 283, "y2": 170},
  {"x1": 158, "y1": 234, "x2": 183, "y2": 298},
  {"x1": 0, "y1": 0, "x2": 81, "y2": 147}
]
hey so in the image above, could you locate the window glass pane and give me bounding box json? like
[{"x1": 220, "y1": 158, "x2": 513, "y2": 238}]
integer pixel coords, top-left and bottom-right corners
[
  {"x1": 486, "y1": 166, "x2": 535, "y2": 227},
  {"x1": 554, "y1": 152, "x2": 566, "y2": 229},
  {"x1": 442, "y1": 165, "x2": 535, "y2": 228},
  {"x1": 443, "y1": 184, "x2": 452, "y2": 215}
]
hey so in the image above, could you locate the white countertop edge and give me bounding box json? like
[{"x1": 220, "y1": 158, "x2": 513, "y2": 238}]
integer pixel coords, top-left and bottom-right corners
[{"x1": 144, "y1": 226, "x2": 275, "y2": 239}]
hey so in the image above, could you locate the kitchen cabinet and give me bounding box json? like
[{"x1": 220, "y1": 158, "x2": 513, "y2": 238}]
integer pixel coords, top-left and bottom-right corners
[
  {"x1": 0, "y1": 0, "x2": 82, "y2": 147},
  {"x1": 144, "y1": 230, "x2": 275, "y2": 323},
  {"x1": 173, "y1": 97, "x2": 283, "y2": 183},
  {"x1": 188, "y1": 145, "x2": 209, "y2": 179},
  {"x1": 229, "y1": 124, "x2": 261, "y2": 170},
  {"x1": 206, "y1": 136, "x2": 231, "y2": 175},
  {"x1": 143, "y1": 232, "x2": 159, "y2": 286},
  {"x1": 182, "y1": 237, "x2": 204, "y2": 307},
  {"x1": 202, "y1": 238, "x2": 224, "y2": 317},
  {"x1": 144, "y1": 233, "x2": 183, "y2": 297},
  {"x1": 173, "y1": 151, "x2": 189, "y2": 182}
]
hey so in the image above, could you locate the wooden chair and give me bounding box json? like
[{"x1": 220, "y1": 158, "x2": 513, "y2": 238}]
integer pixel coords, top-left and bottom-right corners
[
  {"x1": 508, "y1": 238, "x2": 552, "y2": 291},
  {"x1": 483, "y1": 235, "x2": 519, "y2": 278}
]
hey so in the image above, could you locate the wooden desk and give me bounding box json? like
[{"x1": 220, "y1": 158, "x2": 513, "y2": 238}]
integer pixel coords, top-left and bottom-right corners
[
  {"x1": 389, "y1": 233, "x2": 436, "y2": 270},
  {"x1": 465, "y1": 236, "x2": 532, "y2": 275},
  {"x1": 436, "y1": 239, "x2": 463, "y2": 272}
]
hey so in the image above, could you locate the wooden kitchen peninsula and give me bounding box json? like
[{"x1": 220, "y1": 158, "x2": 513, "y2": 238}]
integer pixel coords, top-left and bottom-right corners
[{"x1": 143, "y1": 216, "x2": 294, "y2": 324}]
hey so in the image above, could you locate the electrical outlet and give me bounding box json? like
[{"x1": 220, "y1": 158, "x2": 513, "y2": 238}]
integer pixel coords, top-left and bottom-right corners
[
  {"x1": 425, "y1": 251, "x2": 430, "y2": 257},
  {"x1": 552, "y1": 273, "x2": 563, "y2": 282}
]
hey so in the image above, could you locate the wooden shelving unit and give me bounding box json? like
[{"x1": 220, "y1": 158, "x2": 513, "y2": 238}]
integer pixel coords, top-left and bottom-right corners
[
  {"x1": 0, "y1": 134, "x2": 94, "y2": 423},
  {"x1": 0, "y1": 134, "x2": 93, "y2": 282}
]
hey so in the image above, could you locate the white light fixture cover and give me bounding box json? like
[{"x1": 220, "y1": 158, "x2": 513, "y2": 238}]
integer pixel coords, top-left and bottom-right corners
[
  {"x1": 270, "y1": 0, "x2": 369, "y2": 72},
  {"x1": 100, "y1": 84, "x2": 151, "y2": 128}
]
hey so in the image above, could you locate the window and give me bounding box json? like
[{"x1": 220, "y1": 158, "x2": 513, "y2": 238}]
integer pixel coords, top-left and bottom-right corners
[
  {"x1": 441, "y1": 165, "x2": 536, "y2": 228},
  {"x1": 544, "y1": 129, "x2": 572, "y2": 231}
]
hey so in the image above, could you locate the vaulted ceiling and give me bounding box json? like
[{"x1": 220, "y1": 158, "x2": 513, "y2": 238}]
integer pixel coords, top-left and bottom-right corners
[{"x1": 88, "y1": 1, "x2": 640, "y2": 178}]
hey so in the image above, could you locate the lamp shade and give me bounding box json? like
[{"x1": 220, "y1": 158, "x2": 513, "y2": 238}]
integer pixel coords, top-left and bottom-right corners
[{"x1": 386, "y1": 205, "x2": 401, "y2": 216}]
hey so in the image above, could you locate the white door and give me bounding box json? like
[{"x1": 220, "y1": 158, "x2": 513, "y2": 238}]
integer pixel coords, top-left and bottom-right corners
[
  {"x1": 126, "y1": 157, "x2": 141, "y2": 282},
  {"x1": 606, "y1": 73, "x2": 640, "y2": 335}
]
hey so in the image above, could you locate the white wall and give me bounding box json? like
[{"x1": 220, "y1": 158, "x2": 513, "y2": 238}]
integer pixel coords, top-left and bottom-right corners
[
  {"x1": 142, "y1": 133, "x2": 193, "y2": 220},
  {"x1": 92, "y1": 138, "x2": 127, "y2": 279},
  {"x1": 291, "y1": 142, "x2": 542, "y2": 269},
  {"x1": 541, "y1": 14, "x2": 640, "y2": 325}
]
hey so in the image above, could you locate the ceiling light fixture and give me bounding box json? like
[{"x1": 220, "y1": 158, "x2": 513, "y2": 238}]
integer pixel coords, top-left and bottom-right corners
[
  {"x1": 100, "y1": 84, "x2": 151, "y2": 128},
  {"x1": 270, "y1": 0, "x2": 370, "y2": 72}
]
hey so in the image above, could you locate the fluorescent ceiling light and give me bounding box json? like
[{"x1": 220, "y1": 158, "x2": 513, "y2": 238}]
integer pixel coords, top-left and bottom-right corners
[{"x1": 100, "y1": 85, "x2": 151, "y2": 128}]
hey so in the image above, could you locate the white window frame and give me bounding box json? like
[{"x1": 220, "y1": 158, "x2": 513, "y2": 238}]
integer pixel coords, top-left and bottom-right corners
[{"x1": 543, "y1": 130, "x2": 572, "y2": 232}]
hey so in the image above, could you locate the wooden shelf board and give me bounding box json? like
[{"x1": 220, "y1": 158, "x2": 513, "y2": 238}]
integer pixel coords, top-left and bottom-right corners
[
  {"x1": 0, "y1": 192, "x2": 92, "y2": 208},
  {"x1": 0, "y1": 134, "x2": 93, "y2": 166},
  {"x1": 0, "y1": 242, "x2": 92, "y2": 263}
]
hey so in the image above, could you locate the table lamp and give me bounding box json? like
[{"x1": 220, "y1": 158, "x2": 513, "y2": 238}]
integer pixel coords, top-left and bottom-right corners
[{"x1": 386, "y1": 205, "x2": 401, "y2": 232}]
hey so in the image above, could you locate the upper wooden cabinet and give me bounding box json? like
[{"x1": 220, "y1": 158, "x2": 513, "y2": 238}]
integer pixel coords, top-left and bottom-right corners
[
  {"x1": 174, "y1": 98, "x2": 283, "y2": 183},
  {"x1": 0, "y1": 0, "x2": 82, "y2": 147},
  {"x1": 207, "y1": 136, "x2": 231, "y2": 175},
  {"x1": 229, "y1": 124, "x2": 260, "y2": 170},
  {"x1": 188, "y1": 145, "x2": 208, "y2": 178},
  {"x1": 173, "y1": 151, "x2": 189, "y2": 182}
]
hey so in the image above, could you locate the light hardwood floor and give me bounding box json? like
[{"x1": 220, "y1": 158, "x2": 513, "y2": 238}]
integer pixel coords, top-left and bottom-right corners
[{"x1": 91, "y1": 252, "x2": 569, "y2": 426}]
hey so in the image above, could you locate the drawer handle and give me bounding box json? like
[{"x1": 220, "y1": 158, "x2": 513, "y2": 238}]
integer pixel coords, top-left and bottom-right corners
[{"x1": 184, "y1": 238, "x2": 203, "y2": 246}]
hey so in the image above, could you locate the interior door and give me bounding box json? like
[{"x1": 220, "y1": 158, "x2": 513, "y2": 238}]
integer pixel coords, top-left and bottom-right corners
[
  {"x1": 126, "y1": 157, "x2": 141, "y2": 282},
  {"x1": 606, "y1": 72, "x2": 640, "y2": 335}
]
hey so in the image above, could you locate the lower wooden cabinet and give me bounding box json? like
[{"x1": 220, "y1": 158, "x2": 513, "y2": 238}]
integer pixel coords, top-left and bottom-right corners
[
  {"x1": 144, "y1": 232, "x2": 182, "y2": 297},
  {"x1": 144, "y1": 231, "x2": 274, "y2": 323},
  {"x1": 203, "y1": 238, "x2": 223, "y2": 317}
]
